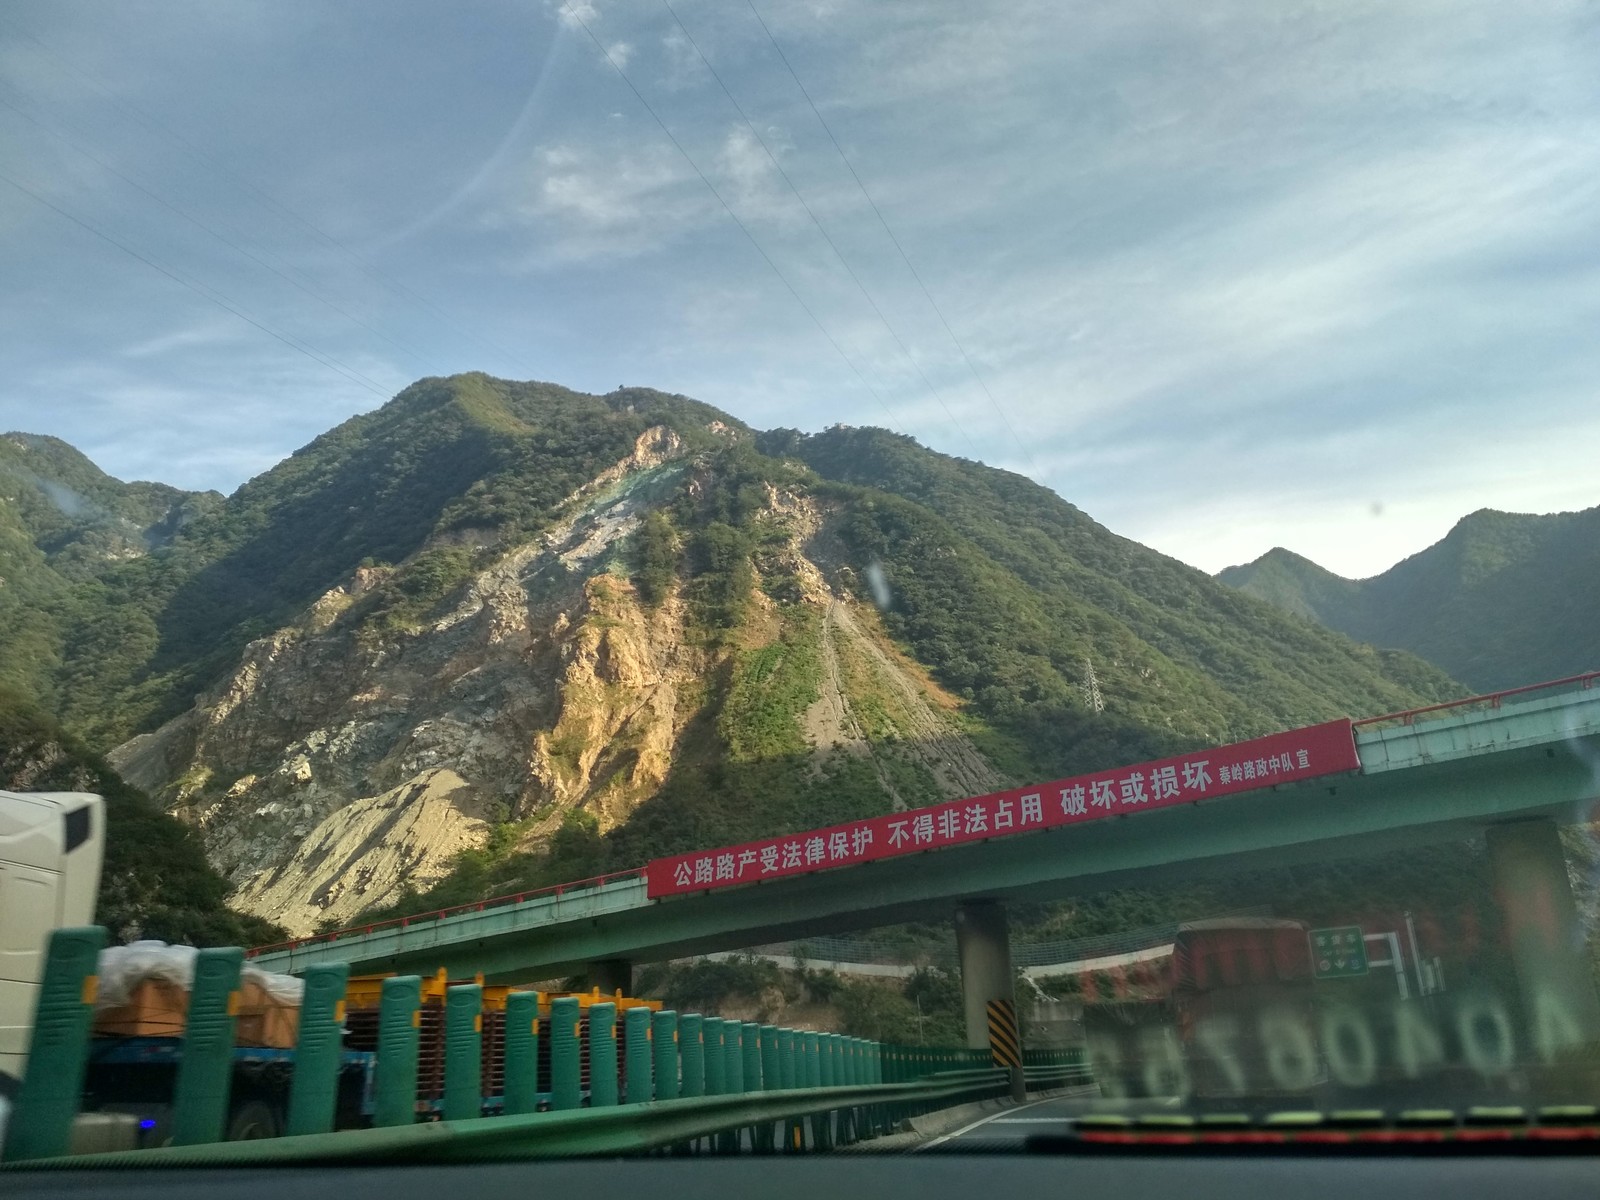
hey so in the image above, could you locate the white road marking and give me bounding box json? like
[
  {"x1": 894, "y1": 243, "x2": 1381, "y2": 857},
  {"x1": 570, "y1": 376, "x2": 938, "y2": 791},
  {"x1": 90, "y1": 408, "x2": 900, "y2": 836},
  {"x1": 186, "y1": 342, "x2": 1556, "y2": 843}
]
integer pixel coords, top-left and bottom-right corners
[
  {"x1": 916, "y1": 1098, "x2": 1059, "y2": 1150},
  {"x1": 987, "y1": 1118, "x2": 1070, "y2": 1123}
]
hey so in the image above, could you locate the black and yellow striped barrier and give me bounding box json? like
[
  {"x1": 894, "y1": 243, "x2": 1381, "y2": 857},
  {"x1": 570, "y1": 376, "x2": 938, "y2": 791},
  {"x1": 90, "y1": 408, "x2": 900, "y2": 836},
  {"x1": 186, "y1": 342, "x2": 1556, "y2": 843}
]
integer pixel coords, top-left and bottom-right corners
[{"x1": 986, "y1": 998, "x2": 1021, "y2": 1069}]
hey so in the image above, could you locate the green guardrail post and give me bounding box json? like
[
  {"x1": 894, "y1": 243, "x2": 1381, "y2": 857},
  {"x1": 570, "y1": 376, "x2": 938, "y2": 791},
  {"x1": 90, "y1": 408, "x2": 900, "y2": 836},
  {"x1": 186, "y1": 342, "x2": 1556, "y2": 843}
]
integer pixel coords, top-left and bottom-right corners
[
  {"x1": 623, "y1": 1006, "x2": 652, "y2": 1105},
  {"x1": 724, "y1": 1022, "x2": 745, "y2": 1095},
  {"x1": 284, "y1": 961, "x2": 350, "y2": 1136},
  {"x1": 442, "y1": 983, "x2": 482, "y2": 1122},
  {"x1": 589, "y1": 1002, "x2": 618, "y2": 1108},
  {"x1": 741, "y1": 1022, "x2": 762, "y2": 1091},
  {"x1": 778, "y1": 1028, "x2": 801, "y2": 1153},
  {"x1": 652, "y1": 1010, "x2": 679, "y2": 1100},
  {"x1": 778, "y1": 1027, "x2": 796, "y2": 1089},
  {"x1": 170, "y1": 946, "x2": 243, "y2": 1146},
  {"x1": 760, "y1": 1024, "x2": 780, "y2": 1090},
  {"x1": 3, "y1": 925, "x2": 106, "y2": 1163},
  {"x1": 755, "y1": 1024, "x2": 779, "y2": 1153},
  {"x1": 373, "y1": 975, "x2": 422, "y2": 1128},
  {"x1": 679, "y1": 1013, "x2": 704, "y2": 1098},
  {"x1": 821, "y1": 1033, "x2": 837, "y2": 1087},
  {"x1": 802, "y1": 1032, "x2": 826, "y2": 1149},
  {"x1": 549, "y1": 996, "x2": 581, "y2": 1111},
  {"x1": 834, "y1": 1036, "x2": 853, "y2": 1146},
  {"x1": 740, "y1": 1021, "x2": 763, "y2": 1153},
  {"x1": 702, "y1": 1017, "x2": 724, "y2": 1096},
  {"x1": 715, "y1": 1021, "x2": 743, "y2": 1153},
  {"x1": 502, "y1": 991, "x2": 539, "y2": 1116}
]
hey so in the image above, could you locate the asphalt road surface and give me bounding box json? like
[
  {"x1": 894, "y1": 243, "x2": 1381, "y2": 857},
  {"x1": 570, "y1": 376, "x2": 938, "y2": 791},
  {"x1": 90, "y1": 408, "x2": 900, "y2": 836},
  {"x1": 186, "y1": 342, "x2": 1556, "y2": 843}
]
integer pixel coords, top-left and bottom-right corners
[{"x1": 915, "y1": 1093, "x2": 1183, "y2": 1153}]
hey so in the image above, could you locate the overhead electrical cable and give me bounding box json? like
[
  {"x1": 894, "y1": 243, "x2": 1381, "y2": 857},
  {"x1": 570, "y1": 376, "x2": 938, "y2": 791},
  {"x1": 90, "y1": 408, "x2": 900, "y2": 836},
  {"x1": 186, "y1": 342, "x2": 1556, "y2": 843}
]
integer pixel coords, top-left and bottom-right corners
[
  {"x1": 0, "y1": 16, "x2": 548, "y2": 380},
  {"x1": 743, "y1": 0, "x2": 1035, "y2": 470},
  {"x1": 661, "y1": 0, "x2": 980, "y2": 459},
  {"x1": 559, "y1": 2, "x2": 909, "y2": 432},
  {"x1": 0, "y1": 168, "x2": 394, "y2": 400},
  {"x1": 0, "y1": 93, "x2": 436, "y2": 373}
]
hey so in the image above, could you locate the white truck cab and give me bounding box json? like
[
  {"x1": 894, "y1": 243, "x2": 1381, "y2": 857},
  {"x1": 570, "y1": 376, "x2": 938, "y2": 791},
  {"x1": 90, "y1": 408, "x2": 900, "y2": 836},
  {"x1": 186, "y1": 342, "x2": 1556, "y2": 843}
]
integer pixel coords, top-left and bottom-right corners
[{"x1": 0, "y1": 791, "x2": 105, "y2": 1099}]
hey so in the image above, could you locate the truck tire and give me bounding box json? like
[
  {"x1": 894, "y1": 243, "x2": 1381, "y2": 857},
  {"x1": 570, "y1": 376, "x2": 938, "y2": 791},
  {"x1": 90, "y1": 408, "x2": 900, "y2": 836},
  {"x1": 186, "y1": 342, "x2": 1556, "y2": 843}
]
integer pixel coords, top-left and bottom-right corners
[{"x1": 225, "y1": 1098, "x2": 282, "y2": 1141}]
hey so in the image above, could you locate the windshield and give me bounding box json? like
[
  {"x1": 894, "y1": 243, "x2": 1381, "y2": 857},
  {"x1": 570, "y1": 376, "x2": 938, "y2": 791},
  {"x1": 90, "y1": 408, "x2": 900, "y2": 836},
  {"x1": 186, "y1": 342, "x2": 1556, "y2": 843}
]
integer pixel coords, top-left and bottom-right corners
[{"x1": 2, "y1": 0, "x2": 1599, "y2": 1168}]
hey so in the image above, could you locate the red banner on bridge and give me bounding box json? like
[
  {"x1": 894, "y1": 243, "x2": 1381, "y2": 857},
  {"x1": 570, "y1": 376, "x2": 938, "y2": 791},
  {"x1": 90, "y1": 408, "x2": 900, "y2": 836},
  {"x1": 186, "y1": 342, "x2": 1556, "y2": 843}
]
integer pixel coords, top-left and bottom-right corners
[{"x1": 645, "y1": 719, "x2": 1358, "y2": 899}]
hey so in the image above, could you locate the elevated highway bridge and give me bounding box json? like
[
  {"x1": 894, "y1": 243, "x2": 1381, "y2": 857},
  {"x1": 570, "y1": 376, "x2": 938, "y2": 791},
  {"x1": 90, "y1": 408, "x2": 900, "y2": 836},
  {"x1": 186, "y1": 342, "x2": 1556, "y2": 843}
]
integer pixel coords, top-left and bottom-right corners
[{"x1": 250, "y1": 673, "x2": 1600, "y2": 1059}]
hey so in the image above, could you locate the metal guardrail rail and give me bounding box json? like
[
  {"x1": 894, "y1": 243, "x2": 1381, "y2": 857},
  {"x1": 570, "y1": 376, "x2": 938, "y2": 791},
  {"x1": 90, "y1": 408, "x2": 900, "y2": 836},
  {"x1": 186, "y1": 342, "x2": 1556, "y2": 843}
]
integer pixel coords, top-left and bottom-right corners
[
  {"x1": 247, "y1": 867, "x2": 651, "y2": 959},
  {"x1": 1, "y1": 927, "x2": 1085, "y2": 1169},
  {"x1": 9, "y1": 1070, "x2": 1087, "y2": 1169}
]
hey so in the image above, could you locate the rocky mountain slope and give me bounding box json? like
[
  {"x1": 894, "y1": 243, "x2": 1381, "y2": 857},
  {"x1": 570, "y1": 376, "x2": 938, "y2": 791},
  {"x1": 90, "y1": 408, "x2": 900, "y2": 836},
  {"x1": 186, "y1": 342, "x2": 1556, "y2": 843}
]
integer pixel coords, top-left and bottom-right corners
[
  {"x1": 3, "y1": 374, "x2": 1463, "y2": 935},
  {"x1": 1219, "y1": 505, "x2": 1600, "y2": 692}
]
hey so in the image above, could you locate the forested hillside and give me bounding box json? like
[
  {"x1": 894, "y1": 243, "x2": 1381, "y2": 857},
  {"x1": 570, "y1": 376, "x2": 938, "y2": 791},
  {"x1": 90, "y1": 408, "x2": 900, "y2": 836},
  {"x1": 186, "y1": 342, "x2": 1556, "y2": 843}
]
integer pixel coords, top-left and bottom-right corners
[
  {"x1": 1220, "y1": 505, "x2": 1600, "y2": 691},
  {"x1": 0, "y1": 687, "x2": 281, "y2": 946}
]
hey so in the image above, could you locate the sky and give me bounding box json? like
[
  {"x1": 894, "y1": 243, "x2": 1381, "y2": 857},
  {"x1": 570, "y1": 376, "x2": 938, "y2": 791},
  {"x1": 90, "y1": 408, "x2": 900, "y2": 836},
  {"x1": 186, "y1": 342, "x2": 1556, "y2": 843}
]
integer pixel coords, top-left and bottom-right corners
[{"x1": 2, "y1": 0, "x2": 1598, "y2": 580}]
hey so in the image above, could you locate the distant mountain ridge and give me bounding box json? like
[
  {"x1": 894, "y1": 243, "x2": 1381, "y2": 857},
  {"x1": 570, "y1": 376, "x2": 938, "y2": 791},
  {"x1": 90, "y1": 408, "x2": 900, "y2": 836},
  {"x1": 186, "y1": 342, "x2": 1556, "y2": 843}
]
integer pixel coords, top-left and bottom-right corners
[
  {"x1": 1, "y1": 374, "x2": 1464, "y2": 933},
  {"x1": 1218, "y1": 505, "x2": 1600, "y2": 692}
]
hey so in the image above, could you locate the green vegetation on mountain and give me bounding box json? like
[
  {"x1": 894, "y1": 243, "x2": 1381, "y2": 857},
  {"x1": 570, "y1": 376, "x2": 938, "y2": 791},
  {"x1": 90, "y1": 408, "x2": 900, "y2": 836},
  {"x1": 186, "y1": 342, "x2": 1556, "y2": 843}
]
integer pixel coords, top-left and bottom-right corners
[
  {"x1": 0, "y1": 687, "x2": 283, "y2": 946},
  {"x1": 3, "y1": 377, "x2": 736, "y2": 747},
  {"x1": 1219, "y1": 505, "x2": 1600, "y2": 691},
  {"x1": 5, "y1": 374, "x2": 1478, "y2": 940},
  {"x1": 0, "y1": 433, "x2": 219, "y2": 712}
]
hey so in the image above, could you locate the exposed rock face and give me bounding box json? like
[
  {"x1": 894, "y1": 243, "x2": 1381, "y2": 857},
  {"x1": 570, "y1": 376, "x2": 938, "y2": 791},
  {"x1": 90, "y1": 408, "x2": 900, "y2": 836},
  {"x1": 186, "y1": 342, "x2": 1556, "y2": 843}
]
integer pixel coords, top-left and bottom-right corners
[
  {"x1": 227, "y1": 768, "x2": 492, "y2": 936},
  {"x1": 110, "y1": 428, "x2": 996, "y2": 937}
]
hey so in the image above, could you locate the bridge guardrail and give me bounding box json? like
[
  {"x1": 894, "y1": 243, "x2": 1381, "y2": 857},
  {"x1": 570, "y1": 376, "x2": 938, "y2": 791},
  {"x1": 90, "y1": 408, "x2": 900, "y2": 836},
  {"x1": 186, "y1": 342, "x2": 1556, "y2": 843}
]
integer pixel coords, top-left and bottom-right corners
[
  {"x1": 246, "y1": 868, "x2": 650, "y2": 959},
  {"x1": 3, "y1": 928, "x2": 1086, "y2": 1168},
  {"x1": 1352, "y1": 671, "x2": 1599, "y2": 731}
]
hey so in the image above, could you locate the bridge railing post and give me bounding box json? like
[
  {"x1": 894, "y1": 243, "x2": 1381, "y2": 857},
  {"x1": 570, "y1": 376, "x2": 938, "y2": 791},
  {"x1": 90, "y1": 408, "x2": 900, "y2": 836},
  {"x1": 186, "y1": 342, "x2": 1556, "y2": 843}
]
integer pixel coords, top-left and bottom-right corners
[
  {"x1": 285, "y1": 962, "x2": 349, "y2": 1136},
  {"x1": 442, "y1": 983, "x2": 482, "y2": 1121},
  {"x1": 589, "y1": 1002, "x2": 618, "y2": 1107},
  {"x1": 624, "y1": 1006, "x2": 653, "y2": 1105},
  {"x1": 502, "y1": 990, "x2": 540, "y2": 1115},
  {"x1": 171, "y1": 947, "x2": 243, "y2": 1146},
  {"x1": 2, "y1": 926, "x2": 105, "y2": 1163},
  {"x1": 679, "y1": 1013, "x2": 705, "y2": 1098},
  {"x1": 373, "y1": 975, "x2": 422, "y2": 1127},
  {"x1": 755, "y1": 1023, "x2": 779, "y2": 1153},
  {"x1": 703, "y1": 1016, "x2": 725, "y2": 1096},
  {"x1": 652, "y1": 1010, "x2": 679, "y2": 1100},
  {"x1": 778, "y1": 1027, "x2": 796, "y2": 1089},
  {"x1": 549, "y1": 996, "x2": 582, "y2": 1110}
]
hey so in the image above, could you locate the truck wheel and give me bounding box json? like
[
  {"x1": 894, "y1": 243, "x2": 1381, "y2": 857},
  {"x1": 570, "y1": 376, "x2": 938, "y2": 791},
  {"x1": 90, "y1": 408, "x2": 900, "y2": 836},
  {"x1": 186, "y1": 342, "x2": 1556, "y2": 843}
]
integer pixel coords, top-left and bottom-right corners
[{"x1": 226, "y1": 1098, "x2": 282, "y2": 1141}]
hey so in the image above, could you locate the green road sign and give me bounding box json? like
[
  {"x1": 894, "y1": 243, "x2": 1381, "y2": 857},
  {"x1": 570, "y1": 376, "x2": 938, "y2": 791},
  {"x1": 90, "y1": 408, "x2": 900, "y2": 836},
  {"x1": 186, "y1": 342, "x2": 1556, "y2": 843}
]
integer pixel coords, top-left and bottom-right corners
[{"x1": 1309, "y1": 926, "x2": 1369, "y2": 979}]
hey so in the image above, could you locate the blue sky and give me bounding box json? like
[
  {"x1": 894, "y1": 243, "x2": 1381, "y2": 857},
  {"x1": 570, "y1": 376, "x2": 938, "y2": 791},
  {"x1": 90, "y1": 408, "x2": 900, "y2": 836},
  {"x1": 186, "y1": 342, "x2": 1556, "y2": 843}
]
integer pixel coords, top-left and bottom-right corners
[{"x1": 2, "y1": 0, "x2": 1597, "y2": 579}]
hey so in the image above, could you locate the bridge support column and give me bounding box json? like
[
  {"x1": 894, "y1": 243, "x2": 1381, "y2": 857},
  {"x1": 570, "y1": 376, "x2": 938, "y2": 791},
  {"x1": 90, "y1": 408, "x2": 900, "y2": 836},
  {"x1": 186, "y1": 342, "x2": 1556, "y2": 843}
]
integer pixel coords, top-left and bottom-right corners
[
  {"x1": 586, "y1": 959, "x2": 633, "y2": 996},
  {"x1": 955, "y1": 900, "x2": 1024, "y2": 1100},
  {"x1": 1487, "y1": 819, "x2": 1600, "y2": 1069}
]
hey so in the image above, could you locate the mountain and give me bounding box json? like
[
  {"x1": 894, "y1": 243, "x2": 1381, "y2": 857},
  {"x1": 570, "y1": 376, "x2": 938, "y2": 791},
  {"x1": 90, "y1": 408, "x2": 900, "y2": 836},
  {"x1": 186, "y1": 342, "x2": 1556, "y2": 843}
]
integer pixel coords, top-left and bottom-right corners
[
  {"x1": 1, "y1": 374, "x2": 1464, "y2": 935},
  {"x1": 1219, "y1": 506, "x2": 1600, "y2": 692}
]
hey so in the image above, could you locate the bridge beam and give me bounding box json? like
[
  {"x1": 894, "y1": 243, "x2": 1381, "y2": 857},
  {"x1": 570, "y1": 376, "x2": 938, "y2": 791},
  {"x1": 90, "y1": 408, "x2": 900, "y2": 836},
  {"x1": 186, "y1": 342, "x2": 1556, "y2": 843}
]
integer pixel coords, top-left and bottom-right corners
[
  {"x1": 955, "y1": 900, "x2": 1024, "y2": 1099},
  {"x1": 585, "y1": 958, "x2": 633, "y2": 996},
  {"x1": 1486, "y1": 819, "x2": 1600, "y2": 1066}
]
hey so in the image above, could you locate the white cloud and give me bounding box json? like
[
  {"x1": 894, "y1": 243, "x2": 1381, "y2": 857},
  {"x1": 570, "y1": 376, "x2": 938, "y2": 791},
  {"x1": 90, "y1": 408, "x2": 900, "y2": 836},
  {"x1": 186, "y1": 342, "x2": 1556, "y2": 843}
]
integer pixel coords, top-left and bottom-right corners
[{"x1": 6, "y1": 0, "x2": 1599, "y2": 581}]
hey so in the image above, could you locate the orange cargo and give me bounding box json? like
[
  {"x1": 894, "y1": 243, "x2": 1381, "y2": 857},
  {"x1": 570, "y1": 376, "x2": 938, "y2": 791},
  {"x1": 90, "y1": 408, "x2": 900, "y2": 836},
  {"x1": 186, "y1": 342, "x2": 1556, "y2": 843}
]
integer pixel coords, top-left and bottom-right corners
[
  {"x1": 93, "y1": 978, "x2": 188, "y2": 1038},
  {"x1": 234, "y1": 979, "x2": 300, "y2": 1049}
]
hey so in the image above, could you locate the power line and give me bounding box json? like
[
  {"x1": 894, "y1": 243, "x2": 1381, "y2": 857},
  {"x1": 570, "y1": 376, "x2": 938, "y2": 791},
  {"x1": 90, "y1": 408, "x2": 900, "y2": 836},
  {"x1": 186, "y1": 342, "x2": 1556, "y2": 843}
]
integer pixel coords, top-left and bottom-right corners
[
  {"x1": 0, "y1": 16, "x2": 548, "y2": 380},
  {"x1": 0, "y1": 92, "x2": 437, "y2": 374},
  {"x1": 660, "y1": 0, "x2": 981, "y2": 459},
  {"x1": 0, "y1": 168, "x2": 394, "y2": 399},
  {"x1": 743, "y1": 0, "x2": 1035, "y2": 470},
  {"x1": 559, "y1": 3, "x2": 908, "y2": 431}
]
